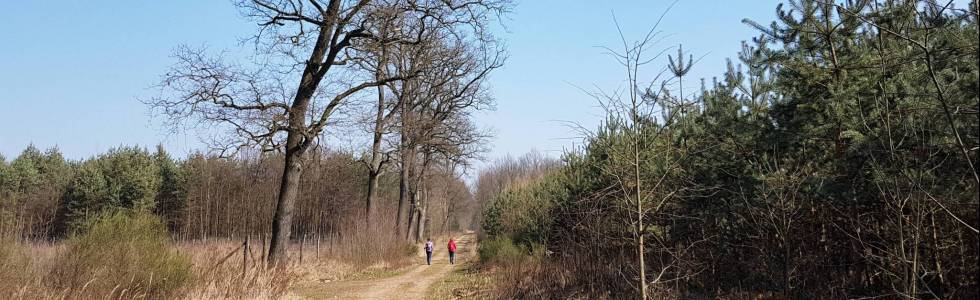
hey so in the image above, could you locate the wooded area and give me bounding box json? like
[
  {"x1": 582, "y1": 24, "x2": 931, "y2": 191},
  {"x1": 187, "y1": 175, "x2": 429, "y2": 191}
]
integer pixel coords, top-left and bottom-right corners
[
  {"x1": 1, "y1": 0, "x2": 977, "y2": 299},
  {"x1": 1, "y1": 1, "x2": 510, "y2": 297},
  {"x1": 477, "y1": 0, "x2": 979, "y2": 299},
  {"x1": 0, "y1": 145, "x2": 474, "y2": 245},
  {"x1": 141, "y1": 0, "x2": 508, "y2": 264}
]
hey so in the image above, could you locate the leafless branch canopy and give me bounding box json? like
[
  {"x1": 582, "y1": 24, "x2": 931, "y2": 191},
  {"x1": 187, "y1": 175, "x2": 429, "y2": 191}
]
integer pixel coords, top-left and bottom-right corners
[{"x1": 146, "y1": 0, "x2": 511, "y2": 157}]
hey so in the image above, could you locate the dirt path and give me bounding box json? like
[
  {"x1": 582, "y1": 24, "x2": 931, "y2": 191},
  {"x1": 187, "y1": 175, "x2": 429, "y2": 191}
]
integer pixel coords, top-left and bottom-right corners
[{"x1": 289, "y1": 232, "x2": 475, "y2": 300}]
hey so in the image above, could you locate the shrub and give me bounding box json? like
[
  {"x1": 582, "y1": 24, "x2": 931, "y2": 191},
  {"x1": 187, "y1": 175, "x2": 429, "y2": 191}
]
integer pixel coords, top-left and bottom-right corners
[
  {"x1": 50, "y1": 210, "x2": 191, "y2": 299},
  {"x1": 481, "y1": 170, "x2": 564, "y2": 247},
  {"x1": 478, "y1": 235, "x2": 540, "y2": 266}
]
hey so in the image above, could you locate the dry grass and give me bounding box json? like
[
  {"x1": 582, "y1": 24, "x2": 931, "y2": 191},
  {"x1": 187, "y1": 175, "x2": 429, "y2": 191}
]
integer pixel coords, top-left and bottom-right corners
[
  {"x1": 426, "y1": 264, "x2": 497, "y2": 300},
  {"x1": 48, "y1": 212, "x2": 192, "y2": 299},
  {"x1": 1, "y1": 218, "x2": 416, "y2": 299},
  {"x1": 1, "y1": 240, "x2": 64, "y2": 299},
  {"x1": 425, "y1": 232, "x2": 494, "y2": 300},
  {"x1": 282, "y1": 217, "x2": 418, "y2": 298},
  {"x1": 311, "y1": 215, "x2": 417, "y2": 268},
  {"x1": 2, "y1": 237, "x2": 413, "y2": 299},
  {"x1": 1, "y1": 239, "x2": 291, "y2": 299},
  {"x1": 428, "y1": 258, "x2": 618, "y2": 300},
  {"x1": 177, "y1": 240, "x2": 295, "y2": 299},
  {"x1": 428, "y1": 237, "x2": 651, "y2": 300}
]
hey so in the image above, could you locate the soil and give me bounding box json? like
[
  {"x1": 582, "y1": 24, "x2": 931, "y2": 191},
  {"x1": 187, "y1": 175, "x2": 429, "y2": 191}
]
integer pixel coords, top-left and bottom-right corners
[{"x1": 288, "y1": 232, "x2": 474, "y2": 300}]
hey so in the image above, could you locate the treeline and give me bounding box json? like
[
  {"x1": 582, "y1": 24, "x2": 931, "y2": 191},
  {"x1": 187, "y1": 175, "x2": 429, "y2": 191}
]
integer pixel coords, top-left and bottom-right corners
[
  {"x1": 0, "y1": 145, "x2": 473, "y2": 242},
  {"x1": 479, "y1": 0, "x2": 978, "y2": 298}
]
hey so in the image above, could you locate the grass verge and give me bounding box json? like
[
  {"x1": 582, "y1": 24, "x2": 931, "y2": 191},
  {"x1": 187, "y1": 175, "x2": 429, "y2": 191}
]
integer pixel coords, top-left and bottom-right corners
[{"x1": 426, "y1": 262, "x2": 496, "y2": 299}]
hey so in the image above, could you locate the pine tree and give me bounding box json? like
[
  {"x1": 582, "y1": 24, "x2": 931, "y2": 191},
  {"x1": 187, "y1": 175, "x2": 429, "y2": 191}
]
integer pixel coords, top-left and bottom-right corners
[{"x1": 154, "y1": 145, "x2": 186, "y2": 232}]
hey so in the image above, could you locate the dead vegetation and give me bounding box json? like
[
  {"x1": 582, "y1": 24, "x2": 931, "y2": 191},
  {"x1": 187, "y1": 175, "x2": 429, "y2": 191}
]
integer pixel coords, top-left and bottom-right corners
[{"x1": 0, "y1": 211, "x2": 417, "y2": 299}]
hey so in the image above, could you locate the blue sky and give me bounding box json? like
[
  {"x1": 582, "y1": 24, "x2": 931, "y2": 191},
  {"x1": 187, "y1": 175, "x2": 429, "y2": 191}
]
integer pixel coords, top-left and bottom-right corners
[{"x1": 0, "y1": 0, "x2": 783, "y2": 174}]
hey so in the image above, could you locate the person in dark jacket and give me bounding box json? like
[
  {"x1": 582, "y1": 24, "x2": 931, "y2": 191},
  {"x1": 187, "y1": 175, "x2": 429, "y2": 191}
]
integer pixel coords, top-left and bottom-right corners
[{"x1": 424, "y1": 238, "x2": 434, "y2": 265}]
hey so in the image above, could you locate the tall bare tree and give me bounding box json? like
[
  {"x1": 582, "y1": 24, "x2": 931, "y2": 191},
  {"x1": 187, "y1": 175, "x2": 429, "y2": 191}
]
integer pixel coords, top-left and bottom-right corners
[
  {"x1": 381, "y1": 23, "x2": 502, "y2": 237},
  {"x1": 358, "y1": 6, "x2": 400, "y2": 226},
  {"x1": 146, "y1": 0, "x2": 510, "y2": 264}
]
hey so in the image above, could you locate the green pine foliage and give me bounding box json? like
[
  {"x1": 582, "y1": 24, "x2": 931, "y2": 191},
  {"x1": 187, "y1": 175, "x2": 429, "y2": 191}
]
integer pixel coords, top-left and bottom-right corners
[
  {"x1": 0, "y1": 145, "x2": 72, "y2": 238},
  {"x1": 61, "y1": 146, "x2": 162, "y2": 232},
  {"x1": 481, "y1": 0, "x2": 978, "y2": 298},
  {"x1": 153, "y1": 145, "x2": 186, "y2": 232}
]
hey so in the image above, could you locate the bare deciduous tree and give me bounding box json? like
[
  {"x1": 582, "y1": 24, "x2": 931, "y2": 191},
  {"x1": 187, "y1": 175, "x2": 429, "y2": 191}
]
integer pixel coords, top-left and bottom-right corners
[
  {"x1": 379, "y1": 24, "x2": 502, "y2": 238},
  {"x1": 146, "y1": 0, "x2": 510, "y2": 264}
]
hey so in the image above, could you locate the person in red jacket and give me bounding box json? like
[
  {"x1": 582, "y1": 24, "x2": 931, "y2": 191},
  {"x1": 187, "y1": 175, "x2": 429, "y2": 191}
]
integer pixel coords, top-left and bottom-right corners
[{"x1": 447, "y1": 238, "x2": 457, "y2": 264}]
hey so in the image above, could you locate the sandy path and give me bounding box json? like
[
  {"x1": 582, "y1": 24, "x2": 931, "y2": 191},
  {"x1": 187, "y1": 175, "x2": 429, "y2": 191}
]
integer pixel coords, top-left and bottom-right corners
[{"x1": 290, "y1": 233, "x2": 474, "y2": 300}]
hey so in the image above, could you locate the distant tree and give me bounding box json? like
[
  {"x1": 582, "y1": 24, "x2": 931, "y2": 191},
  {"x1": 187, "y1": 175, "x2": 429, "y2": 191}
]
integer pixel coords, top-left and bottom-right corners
[
  {"x1": 383, "y1": 32, "x2": 501, "y2": 239},
  {"x1": 61, "y1": 147, "x2": 160, "y2": 232},
  {"x1": 0, "y1": 154, "x2": 8, "y2": 190},
  {"x1": 153, "y1": 145, "x2": 186, "y2": 232},
  {"x1": 0, "y1": 146, "x2": 71, "y2": 238},
  {"x1": 8, "y1": 145, "x2": 44, "y2": 199},
  {"x1": 0, "y1": 153, "x2": 12, "y2": 236}
]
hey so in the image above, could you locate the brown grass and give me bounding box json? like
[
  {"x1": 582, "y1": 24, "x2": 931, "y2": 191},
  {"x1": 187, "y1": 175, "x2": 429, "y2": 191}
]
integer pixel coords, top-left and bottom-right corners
[
  {"x1": 282, "y1": 216, "x2": 418, "y2": 298},
  {"x1": 426, "y1": 263, "x2": 497, "y2": 300},
  {"x1": 177, "y1": 239, "x2": 294, "y2": 299},
  {"x1": 428, "y1": 258, "x2": 621, "y2": 300},
  {"x1": 1, "y1": 240, "x2": 64, "y2": 299},
  {"x1": 48, "y1": 212, "x2": 192, "y2": 299},
  {"x1": 2, "y1": 225, "x2": 416, "y2": 299},
  {"x1": 2, "y1": 238, "x2": 414, "y2": 299},
  {"x1": 430, "y1": 242, "x2": 667, "y2": 300}
]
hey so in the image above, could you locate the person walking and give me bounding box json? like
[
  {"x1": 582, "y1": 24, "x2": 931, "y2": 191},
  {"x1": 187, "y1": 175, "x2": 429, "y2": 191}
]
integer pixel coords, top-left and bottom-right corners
[
  {"x1": 424, "y1": 238, "x2": 435, "y2": 265},
  {"x1": 447, "y1": 238, "x2": 457, "y2": 265}
]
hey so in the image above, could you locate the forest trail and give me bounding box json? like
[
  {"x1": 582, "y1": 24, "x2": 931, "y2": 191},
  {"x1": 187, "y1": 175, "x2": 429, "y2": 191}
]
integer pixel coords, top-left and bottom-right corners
[{"x1": 289, "y1": 232, "x2": 475, "y2": 300}]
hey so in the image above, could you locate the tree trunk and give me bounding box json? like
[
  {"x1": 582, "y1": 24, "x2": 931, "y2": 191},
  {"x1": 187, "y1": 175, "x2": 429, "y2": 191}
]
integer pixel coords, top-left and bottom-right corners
[
  {"x1": 415, "y1": 182, "x2": 428, "y2": 242},
  {"x1": 406, "y1": 191, "x2": 417, "y2": 239},
  {"x1": 407, "y1": 153, "x2": 431, "y2": 240},
  {"x1": 633, "y1": 107, "x2": 647, "y2": 299},
  {"x1": 366, "y1": 167, "x2": 381, "y2": 224},
  {"x1": 397, "y1": 100, "x2": 414, "y2": 236},
  {"x1": 415, "y1": 206, "x2": 425, "y2": 242},
  {"x1": 268, "y1": 146, "x2": 305, "y2": 265},
  {"x1": 397, "y1": 168, "x2": 408, "y2": 236},
  {"x1": 267, "y1": 19, "x2": 328, "y2": 264},
  {"x1": 444, "y1": 186, "x2": 453, "y2": 236},
  {"x1": 366, "y1": 45, "x2": 389, "y2": 226}
]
